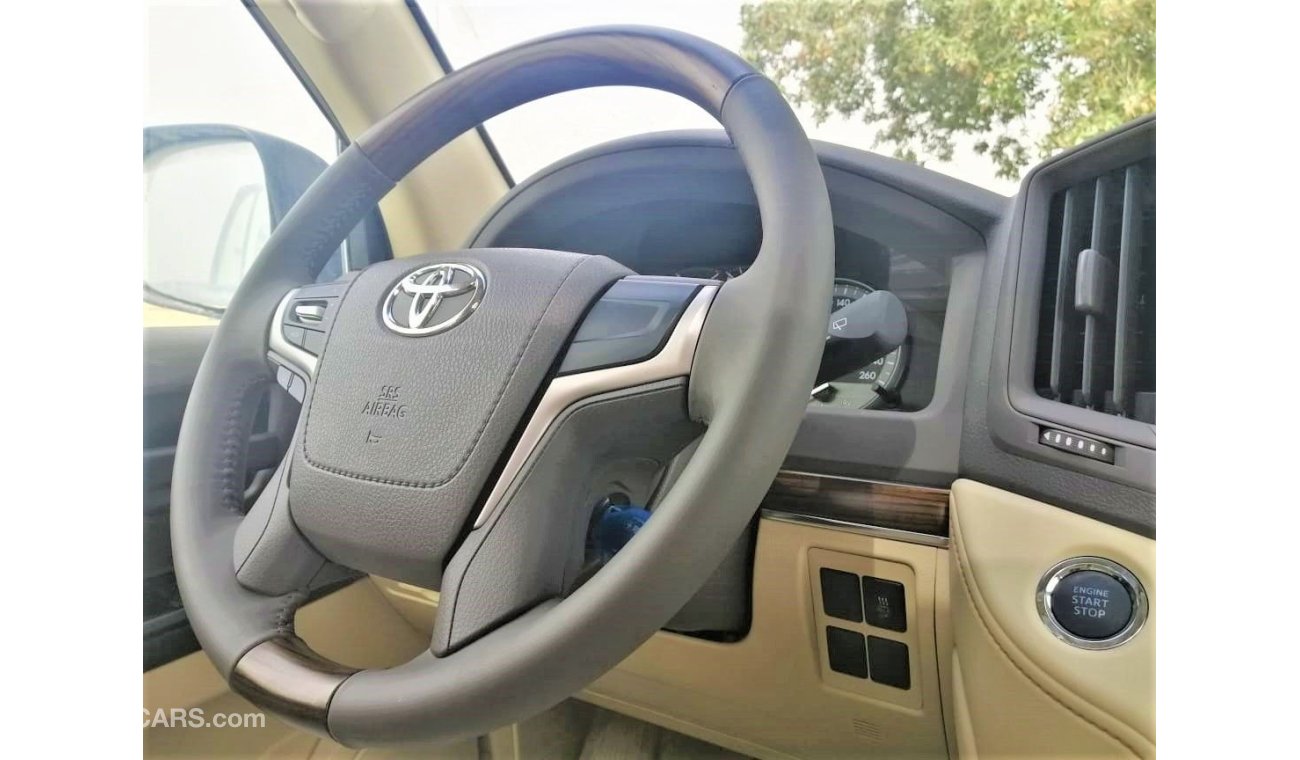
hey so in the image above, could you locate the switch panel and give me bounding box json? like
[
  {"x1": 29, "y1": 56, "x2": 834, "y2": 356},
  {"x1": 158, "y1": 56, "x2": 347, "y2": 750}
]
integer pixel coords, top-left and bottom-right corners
[{"x1": 808, "y1": 549, "x2": 921, "y2": 710}]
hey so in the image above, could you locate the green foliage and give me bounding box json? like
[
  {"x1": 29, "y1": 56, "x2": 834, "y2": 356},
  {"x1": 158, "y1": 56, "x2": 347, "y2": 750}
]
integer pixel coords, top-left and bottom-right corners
[{"x1": 740, "y1": 0, "x2": 1155, "y2": 179}]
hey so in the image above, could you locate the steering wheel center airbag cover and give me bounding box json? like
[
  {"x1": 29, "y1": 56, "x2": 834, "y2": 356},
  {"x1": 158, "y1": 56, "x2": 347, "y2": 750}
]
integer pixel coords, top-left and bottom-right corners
[{"x1": 292, "y1": 248, "x2": 630, "y2": 586}]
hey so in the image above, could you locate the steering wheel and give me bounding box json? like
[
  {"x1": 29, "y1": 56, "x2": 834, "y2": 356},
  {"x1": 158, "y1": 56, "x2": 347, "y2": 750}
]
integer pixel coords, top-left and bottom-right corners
[{"x1": 172, "y1": 26, "x2": 832, "y2": 746}]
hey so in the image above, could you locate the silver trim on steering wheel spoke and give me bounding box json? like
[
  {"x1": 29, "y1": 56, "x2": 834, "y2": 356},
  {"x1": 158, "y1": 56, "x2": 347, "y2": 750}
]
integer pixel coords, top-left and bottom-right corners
[
  {"x1": 472, "y1": 284, "x2": 718, "y2": 529},
  {"x1": 269, "y1": 288, "x2": 319, "y2": 380}
]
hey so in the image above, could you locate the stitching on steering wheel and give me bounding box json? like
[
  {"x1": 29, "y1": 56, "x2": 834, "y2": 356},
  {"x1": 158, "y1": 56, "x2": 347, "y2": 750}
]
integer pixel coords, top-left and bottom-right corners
[{"x1": 219, "y1": 372, "x2": 271, "y2": 514}]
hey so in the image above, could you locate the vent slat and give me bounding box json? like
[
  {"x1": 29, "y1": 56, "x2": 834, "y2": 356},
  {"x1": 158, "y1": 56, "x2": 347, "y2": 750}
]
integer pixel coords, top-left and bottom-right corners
[
  {"x1": 1112, "y1": 164, "x2": 1145, "y2": 418},
  {"x1": 1049, "y1": 188, "x2": 1081, "y2": 400},
  {"x1": 1080, "y1": 175, "x2": 1116, "y2": 410},
  {"x1": 1033, "y1": 155, "x2": 1154, "y2": 424}
]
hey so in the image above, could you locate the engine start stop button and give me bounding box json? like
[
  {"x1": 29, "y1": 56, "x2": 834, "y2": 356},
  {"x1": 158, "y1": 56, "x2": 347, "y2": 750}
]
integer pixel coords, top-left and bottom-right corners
[
  {"x1": 1049, "y1": 570, "x2": 1131, "y2": 639},
  {"x1": 1037, "y1": 557, "x2": 1147, "y2": 649}
]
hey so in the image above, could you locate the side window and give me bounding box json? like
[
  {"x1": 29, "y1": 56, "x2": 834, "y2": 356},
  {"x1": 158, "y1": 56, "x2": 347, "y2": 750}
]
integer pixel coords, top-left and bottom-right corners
[{"x1": 144, "y1": 1, "x2": 347, "y2": 320}]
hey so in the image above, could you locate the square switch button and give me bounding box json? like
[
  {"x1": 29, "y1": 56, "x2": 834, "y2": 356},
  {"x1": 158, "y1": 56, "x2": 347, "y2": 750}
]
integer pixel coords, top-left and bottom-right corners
[
  {"x1": 862, "y1": 576, "x2": 907, "y2": 632},
  {"x1": 867, "y1": 636, "x2": 911, "y2": 690},
  {"x1": 820, "y1": 568, "x2": 863, "y2": 622},
  {"x1": 826, "y1": 627, "x2": 868, "y2": 679}
]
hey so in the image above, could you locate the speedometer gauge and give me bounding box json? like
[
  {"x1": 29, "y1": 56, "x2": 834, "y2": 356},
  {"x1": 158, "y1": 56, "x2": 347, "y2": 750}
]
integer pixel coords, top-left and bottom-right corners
[{"x1": 810, "y1": 278, "x2": 908, "y2": 410}]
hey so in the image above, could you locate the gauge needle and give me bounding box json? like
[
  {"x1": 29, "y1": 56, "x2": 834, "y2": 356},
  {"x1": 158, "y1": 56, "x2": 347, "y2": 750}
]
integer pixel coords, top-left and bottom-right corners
[{"x1": 810, "y1": 382, "x2": 836, "y2": 401}]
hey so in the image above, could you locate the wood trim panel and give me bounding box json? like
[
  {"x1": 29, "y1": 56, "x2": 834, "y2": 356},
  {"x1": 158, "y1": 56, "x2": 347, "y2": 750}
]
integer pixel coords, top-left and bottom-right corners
[{"x1": 760, "y1": 470, "x2": 949, "y2": 537}]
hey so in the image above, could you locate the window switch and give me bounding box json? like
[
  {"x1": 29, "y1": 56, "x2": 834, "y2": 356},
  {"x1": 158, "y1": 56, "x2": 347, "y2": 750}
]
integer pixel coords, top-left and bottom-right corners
[
  {"x1": 863, "y1": 576, "x2": 907, "y2": 632},
  {"x1": 820, "y1": 568, "x2": 863, "y2": 622},
  {"x1": 826, "y1": 626, "x2": 868, "y2": 679},
  {"x1": 867, "y1": 636, "x2": 911, "y2": 690}
]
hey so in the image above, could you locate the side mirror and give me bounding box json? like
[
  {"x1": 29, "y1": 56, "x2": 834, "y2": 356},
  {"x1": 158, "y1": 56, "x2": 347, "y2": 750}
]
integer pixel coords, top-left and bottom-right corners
[{"x1": 143, "y1": 125, "x2": 387, "y2": 317}]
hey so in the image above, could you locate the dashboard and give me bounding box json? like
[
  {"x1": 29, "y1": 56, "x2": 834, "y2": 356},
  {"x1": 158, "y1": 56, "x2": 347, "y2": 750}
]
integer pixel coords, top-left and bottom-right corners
[
  {"x1": 458, "y1": 121, "x2": 1156, "y2": 647},
  {"x1": 468, "y1": 130, "x2": 996, "y2": 488},
  {"x1": 466, "y1": 118, "x2": 1155, "y2": 536}
]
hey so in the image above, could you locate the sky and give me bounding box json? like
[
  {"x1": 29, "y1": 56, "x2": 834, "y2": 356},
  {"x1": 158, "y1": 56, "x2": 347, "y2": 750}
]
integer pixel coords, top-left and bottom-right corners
[{"x1": 145, "y1": 0, "x2": 1022, "y2": 195}]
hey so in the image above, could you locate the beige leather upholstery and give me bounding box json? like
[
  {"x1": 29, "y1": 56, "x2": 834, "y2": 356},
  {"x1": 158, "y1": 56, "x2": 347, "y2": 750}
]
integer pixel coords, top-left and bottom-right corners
[{"x1": 947, "y1": 480, "x2": 1155, "y2": 759}]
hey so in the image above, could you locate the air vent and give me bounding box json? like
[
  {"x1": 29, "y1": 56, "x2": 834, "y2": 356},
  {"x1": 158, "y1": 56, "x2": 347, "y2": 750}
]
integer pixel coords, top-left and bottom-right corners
[{"x1": 1033, "y1": 156, "x2": 1156, "y2": 424}]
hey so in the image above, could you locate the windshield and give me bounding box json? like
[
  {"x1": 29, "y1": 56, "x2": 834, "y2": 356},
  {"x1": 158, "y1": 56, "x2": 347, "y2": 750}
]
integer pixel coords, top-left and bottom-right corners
[{"x1": 422, "y1": 0, "x2": 1154, "y2": 196}]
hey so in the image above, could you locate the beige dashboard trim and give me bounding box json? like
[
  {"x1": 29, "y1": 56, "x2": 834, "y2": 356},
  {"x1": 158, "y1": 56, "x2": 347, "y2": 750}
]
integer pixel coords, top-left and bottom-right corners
[
  {"x1": 584, "y1": 517, "x2": 949, "y2": 759},
  {"x1": 948, "y1": 479, "x2": 1155, "y2": 759},
  {"x1": 372, "y1": 518, "x2": 950, "y2": 759}
]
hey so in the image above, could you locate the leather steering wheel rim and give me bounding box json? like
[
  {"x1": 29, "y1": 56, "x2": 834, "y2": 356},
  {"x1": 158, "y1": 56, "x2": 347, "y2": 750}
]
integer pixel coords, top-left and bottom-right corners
[{"x1": 171, "y1": 26, "x2": 832, "y2": 746}]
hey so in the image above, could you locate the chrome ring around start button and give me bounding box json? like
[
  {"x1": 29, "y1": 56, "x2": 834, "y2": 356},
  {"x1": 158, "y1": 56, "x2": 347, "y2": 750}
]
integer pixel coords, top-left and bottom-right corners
[{"x1": 1036, "y1": 556, "x2": 1148, "y2": 650}]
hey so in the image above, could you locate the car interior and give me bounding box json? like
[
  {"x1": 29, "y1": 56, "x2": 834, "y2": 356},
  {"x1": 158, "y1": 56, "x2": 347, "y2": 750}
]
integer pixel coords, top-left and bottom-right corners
[{"x1": 143, "y1": 2, "x2": 1155, "y2": 758}]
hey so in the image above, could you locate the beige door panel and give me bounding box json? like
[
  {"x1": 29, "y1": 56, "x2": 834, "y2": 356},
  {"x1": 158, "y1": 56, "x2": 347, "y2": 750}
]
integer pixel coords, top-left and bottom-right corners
[
  {"x1": 948, "y1": 480, "x2": 1155, "y2": 759},
  {"x1": 950, "y1": 651, "x2": 979, "y2": 760}
]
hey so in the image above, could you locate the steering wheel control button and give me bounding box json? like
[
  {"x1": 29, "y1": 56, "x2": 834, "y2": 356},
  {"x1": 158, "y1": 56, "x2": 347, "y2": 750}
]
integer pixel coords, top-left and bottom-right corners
[
  {"x1": 282, "y1": 324, "x2": 307, "y2": 350},
  {"x1": 557, "y1": 278, "x2": 700, "y2": 375},
  {"x1": 283, "y1": 371, "x2": 306, "y2": 403},
  {"x1": 1039, "y1": 427, "x2": 1116, "y2": 464},
  {"x1": 292, "y1": 302, "x2": 327, "y2": 323},
  {"x1": 862, "y1": 576, "x2": 907, "y2": 632},
  {"x1": 820, "y1": 568, "x2": 864, "y2": 622},
  {"x1": 867, "y1": 636, "x2": 911, "y2": 690},
  {"x1": 826, "y1": 627, "x2": 868, "y2": 678},
  {"x1": 299, "y1": 328, "x2": 326, "y2": 355},
  {"x1": 1038, "y1": 557, "x2": 1148, "y2": 649}
]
